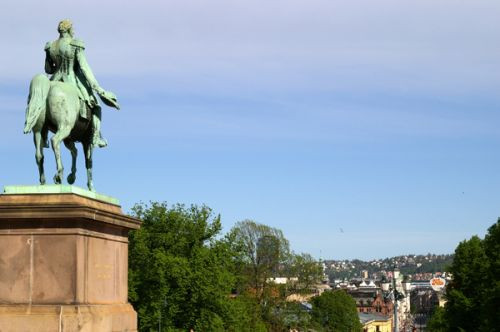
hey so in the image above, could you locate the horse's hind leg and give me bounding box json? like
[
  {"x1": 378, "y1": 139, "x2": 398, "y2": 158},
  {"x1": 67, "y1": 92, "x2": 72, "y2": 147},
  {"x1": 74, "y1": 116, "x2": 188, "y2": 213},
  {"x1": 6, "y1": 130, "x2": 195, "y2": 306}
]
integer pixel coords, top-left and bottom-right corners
[
  {"x1": 64, "y1": 139, "x2": 77, "y2": 185},
  {"x1": 42, "y1": 127, "x2": 49, "y2": 148},
  {"x1": 51, "y1": 127, "x2": 71, "y2": 184},
  {"x1": 82, "y1": 142, "x2": 94, "y2": 192},
  {"x1": 33, "y1": 131, "x2": 45, "y2": 185}
]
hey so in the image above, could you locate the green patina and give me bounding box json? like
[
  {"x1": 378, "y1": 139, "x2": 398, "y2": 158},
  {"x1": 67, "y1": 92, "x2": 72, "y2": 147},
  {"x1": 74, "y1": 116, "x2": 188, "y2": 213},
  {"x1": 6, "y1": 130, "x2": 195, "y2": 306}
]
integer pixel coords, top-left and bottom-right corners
[
  {"x1": 3, "y1": 185, "x2": 120, "y2": 206},
  {"x1": 23, "y1": 19, "x2": 120, "y2": 192}
]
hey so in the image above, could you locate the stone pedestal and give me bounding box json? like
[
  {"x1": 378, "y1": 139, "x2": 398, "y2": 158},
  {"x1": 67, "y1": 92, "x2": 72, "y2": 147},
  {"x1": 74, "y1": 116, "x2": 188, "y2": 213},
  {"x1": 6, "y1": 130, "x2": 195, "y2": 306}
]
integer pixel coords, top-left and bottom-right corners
[{"x1": 0, "y1": 185, "x2": 140, "y2": 332}]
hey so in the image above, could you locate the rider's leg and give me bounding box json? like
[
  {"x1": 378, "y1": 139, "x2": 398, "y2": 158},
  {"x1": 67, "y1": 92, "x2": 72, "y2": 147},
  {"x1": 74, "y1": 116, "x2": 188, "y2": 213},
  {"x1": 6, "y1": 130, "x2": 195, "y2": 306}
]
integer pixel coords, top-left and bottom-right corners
[{"x1": 92, "y1": 106, "x2": 107, "y2": 148}]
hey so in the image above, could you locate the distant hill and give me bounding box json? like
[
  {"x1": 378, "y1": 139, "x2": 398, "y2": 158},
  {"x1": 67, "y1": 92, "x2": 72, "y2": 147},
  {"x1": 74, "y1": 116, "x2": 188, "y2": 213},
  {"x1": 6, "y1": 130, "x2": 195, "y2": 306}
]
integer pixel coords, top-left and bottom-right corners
[{"x1": 324, "y1": 254, "x2": 453, "y2": 280}]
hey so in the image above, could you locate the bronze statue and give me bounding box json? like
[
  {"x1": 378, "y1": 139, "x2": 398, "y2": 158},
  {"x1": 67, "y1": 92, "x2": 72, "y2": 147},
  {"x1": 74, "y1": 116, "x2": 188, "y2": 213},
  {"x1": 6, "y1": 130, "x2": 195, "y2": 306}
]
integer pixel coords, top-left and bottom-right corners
[{"x1": 24, "y1": 19, "x2": 120, "y2": 191}]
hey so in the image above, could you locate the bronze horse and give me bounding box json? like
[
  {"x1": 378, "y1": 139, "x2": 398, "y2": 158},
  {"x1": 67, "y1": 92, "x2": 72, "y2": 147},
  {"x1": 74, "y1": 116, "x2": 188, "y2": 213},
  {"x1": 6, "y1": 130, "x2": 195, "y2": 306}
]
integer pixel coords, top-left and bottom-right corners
[{"x1": 24, "y1": 74, "x2": 98, "y2": 191}]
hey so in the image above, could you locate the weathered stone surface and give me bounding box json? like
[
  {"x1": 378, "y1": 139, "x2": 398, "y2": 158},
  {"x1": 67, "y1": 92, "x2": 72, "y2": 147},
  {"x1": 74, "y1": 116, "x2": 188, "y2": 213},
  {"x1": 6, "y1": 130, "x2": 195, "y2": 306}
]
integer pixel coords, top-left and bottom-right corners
[
  {"x1": 0, "y1": 304, "x2": 137, "y2": 332},
  {"x1": 0, "y1": 188, "x2": 139, "y2": 331}
]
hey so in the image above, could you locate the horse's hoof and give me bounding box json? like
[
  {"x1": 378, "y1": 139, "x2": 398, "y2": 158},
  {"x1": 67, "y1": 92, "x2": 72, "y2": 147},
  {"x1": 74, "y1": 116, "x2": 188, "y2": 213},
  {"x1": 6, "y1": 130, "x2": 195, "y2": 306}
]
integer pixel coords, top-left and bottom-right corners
[
  {"x1": 40, "y1": 176, "x2": 46, "y2": 185},
  {"x1": 67, "y1": 173, "x2": 76, "y2": 185},
  {"x1": 88, "y1": 183, "x2": 95, "y2": 192},
  {"x1": 53, "y1": 174, "x2": 61, "y2": 184}
]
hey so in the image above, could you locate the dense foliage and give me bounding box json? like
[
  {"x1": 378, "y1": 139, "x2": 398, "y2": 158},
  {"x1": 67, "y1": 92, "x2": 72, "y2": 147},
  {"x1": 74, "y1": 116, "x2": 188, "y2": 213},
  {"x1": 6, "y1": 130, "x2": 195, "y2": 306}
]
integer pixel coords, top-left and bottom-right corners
[
  {"x1": 129, "y1": 204, "x2": 327, "y2": 331},
  {"x1": 311, "y1": 290, "x2": 362, "y2": 331},
  {"x1": 228, "y1": 220, "x2": 291, "y2": 304},
  {"x1": 427, "y1": 219, "x2": 500, "y2": 332},
  {"x1": 128, "y1": 202, "x2": 260, "y2": 331},
  {"x1": 426, "y1": 306, "x2": 447, "y2": 332}
]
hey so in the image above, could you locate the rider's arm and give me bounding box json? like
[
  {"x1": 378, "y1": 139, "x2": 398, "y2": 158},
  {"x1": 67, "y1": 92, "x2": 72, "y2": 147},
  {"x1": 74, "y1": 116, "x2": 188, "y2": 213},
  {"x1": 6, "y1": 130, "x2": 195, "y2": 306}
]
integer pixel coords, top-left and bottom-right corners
[
  {"x1": 72, "y1": 39, "x2": 120, "y2": 110},
  {"x1": 72, "y1": 39, "x2": 105, "y2": 95},
  {"x1": 44, "y1": 42, "x2": 55, "y2": 75}
]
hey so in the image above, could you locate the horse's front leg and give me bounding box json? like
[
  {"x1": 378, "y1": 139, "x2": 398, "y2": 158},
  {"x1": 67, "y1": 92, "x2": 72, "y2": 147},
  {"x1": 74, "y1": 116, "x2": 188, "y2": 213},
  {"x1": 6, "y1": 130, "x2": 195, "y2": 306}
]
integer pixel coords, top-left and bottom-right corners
[
  {"x1": 64, "y1": 139, "x2": 77, "y2": 185},
  {"x1": 51, "y1": 127, "x2": 71, "y2": 184},
  {"x1": 33, "y1": 131, "x2": 45, "y2": 185},
  {"x1": 83, "y1": 142, "x2": 94, "y2": 192}
]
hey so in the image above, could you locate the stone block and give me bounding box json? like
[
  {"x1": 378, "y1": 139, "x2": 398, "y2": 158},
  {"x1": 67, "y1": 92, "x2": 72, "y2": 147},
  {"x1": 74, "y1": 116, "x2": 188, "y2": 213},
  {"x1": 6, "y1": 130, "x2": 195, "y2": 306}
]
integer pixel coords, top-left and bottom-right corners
[{"x1": 0, "y1": 186, "x2": 140, "y2": 331}]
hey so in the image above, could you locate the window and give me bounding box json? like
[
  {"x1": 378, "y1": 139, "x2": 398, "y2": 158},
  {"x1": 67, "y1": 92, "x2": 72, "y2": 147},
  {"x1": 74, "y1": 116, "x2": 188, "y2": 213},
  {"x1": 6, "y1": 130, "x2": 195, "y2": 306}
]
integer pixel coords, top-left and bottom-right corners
[{"x1": 376, "y1": 326, "x2": 380, "y2": 332}]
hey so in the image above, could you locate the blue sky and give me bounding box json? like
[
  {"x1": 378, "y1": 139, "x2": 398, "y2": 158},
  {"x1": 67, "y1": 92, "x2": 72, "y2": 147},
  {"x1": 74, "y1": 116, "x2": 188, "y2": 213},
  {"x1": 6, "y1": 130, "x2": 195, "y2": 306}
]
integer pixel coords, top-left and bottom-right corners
[{"x1": 1, "y1": 0, "x2": 500, "y2": 259}]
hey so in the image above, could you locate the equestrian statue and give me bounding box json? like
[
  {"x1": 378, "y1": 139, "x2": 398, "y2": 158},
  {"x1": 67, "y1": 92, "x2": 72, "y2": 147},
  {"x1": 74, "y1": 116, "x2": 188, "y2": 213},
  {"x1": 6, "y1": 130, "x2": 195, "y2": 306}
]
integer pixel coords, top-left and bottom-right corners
[{"x1": 23, "y1": 19, "x2": 119, "y2": 192}]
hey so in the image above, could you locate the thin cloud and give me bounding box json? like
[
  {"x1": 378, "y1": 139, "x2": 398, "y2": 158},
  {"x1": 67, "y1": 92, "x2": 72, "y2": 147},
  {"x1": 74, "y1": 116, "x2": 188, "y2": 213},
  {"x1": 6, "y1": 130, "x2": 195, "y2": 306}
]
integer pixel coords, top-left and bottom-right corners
[{"x1": 2, "y1": 0, "x2": 500, "y2": 259}]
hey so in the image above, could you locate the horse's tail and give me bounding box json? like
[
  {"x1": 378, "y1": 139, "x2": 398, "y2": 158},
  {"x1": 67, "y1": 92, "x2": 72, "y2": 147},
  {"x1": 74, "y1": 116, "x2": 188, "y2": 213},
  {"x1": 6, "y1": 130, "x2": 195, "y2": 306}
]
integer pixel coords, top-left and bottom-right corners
[{"x1": 24, "y1": 74, "x2": 50, "y2": 134}]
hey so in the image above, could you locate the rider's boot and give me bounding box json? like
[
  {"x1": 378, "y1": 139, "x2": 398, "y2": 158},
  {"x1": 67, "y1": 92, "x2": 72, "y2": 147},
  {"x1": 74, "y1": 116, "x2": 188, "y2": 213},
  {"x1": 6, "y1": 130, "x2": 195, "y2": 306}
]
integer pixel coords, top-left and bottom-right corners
[{"x1": 92, "y1": 107, "x2": 107, "y2": 148}]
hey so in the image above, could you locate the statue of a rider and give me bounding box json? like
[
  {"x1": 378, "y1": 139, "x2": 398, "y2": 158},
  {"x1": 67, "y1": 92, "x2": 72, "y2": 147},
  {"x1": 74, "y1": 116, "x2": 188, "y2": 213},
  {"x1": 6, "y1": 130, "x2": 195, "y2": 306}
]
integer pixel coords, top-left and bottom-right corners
[{"x1": 44, "y1": 19, "x2": 119, "y2": 148}]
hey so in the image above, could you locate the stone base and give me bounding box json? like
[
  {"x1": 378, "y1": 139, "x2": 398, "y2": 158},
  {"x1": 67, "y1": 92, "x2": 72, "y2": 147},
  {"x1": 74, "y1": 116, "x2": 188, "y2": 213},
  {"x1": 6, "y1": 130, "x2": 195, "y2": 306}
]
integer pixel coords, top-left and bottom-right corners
[
  {"x1": 0, "y1": 304, "x2": 137, "y2": 332},
  {"x1": 0, "y1": 186, "x2": 141, "y2": 331}
]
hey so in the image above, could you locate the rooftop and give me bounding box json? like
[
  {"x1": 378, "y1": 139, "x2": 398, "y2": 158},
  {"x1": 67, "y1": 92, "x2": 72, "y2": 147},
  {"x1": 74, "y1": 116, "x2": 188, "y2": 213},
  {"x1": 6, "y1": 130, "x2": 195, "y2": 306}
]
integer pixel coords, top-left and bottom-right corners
[{"x1": 358, "y1": 312, "x2": 392, "y2": 324}]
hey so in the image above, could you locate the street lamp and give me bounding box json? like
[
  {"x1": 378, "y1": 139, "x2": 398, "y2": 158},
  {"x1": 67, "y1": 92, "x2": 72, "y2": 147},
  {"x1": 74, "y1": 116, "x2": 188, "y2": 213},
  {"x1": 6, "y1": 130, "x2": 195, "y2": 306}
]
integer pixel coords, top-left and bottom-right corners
[{"x1": 391, "y1": 267, "x2": 405, "y2": 332}]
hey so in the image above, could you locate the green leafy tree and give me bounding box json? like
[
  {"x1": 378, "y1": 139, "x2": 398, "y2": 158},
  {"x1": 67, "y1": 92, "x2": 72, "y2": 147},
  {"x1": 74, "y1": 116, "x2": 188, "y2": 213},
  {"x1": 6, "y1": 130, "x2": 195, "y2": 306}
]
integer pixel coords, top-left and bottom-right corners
[
  {"x1": 482, "y1": 220, "x2": 500, "y2": 331},
  {"x1": 230, "y1": 220, "x2": 324, "y2": 331},
  {"x1": 129, "y1": 202, "x2": 251, "y2": 331},
  {"x1": 228, "y1": 220, "x2": 290, "y2": 303},
  {"x1": 286, "y1": 253, "x2": 324, "y2": 295},
  {"x1": 311, "y1": 290, "x2": 362, "y2": 332},
  {"x1": 441, "y1": 219, "x2": 500, "y2": 332},
  {"x1": 427, "y1": 306, "x2": 448, "y2": 332},
  {"x1": 130, "y1": 207, "x2": 327, "y2": 331},
  {"x1": 224, "y1": 295, "x2": 268, "y2": 332},
  {"x1": 445, "y1": 236, "x2": 489, "y2": 332}
]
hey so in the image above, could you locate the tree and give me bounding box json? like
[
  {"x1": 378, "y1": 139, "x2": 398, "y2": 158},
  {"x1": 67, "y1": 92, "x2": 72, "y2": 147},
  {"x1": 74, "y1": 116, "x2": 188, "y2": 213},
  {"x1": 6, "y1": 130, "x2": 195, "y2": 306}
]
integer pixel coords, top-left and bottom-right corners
[
  {"x1": 224, "y1": 295, "x2": 268, "y2": 332},
  {"x1": 311, "y1": 290, "x2": 362, "y2": 332},
  {"x1": 129, "y1": 208, "x2": 322, "y2": 331},
  {"x1": 440, "y1": 219, "x2": 500, "y2": 332},
  {"x1": 228, "y1": 220, "x2": 290, "y2": 302},
  {"x1": 129, "y1": 202, "x2": 245, "y2": 331},
  {"x1": 287, "y1": 253, "x2": 324, "y2": 294},
  {"x1": 427, "y1": 306, "x2": 448, "y2": 332},
  {"x1": 445, "y1": 235, "x2": 488, "y2": 331},
  {"x1": 228, "y1": 220, "x2": 328, "y2": 331},
  {"x1": 482, "y1": 220, "x2": 500, "y2": 331}
]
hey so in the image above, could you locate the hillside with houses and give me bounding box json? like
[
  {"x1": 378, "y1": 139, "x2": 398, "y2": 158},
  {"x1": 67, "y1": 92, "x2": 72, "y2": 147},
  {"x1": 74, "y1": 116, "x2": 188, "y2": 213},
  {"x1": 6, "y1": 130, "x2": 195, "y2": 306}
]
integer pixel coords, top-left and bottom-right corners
[{"x1": 324, "y1": 254, "x2": 453, "y2": 280}]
